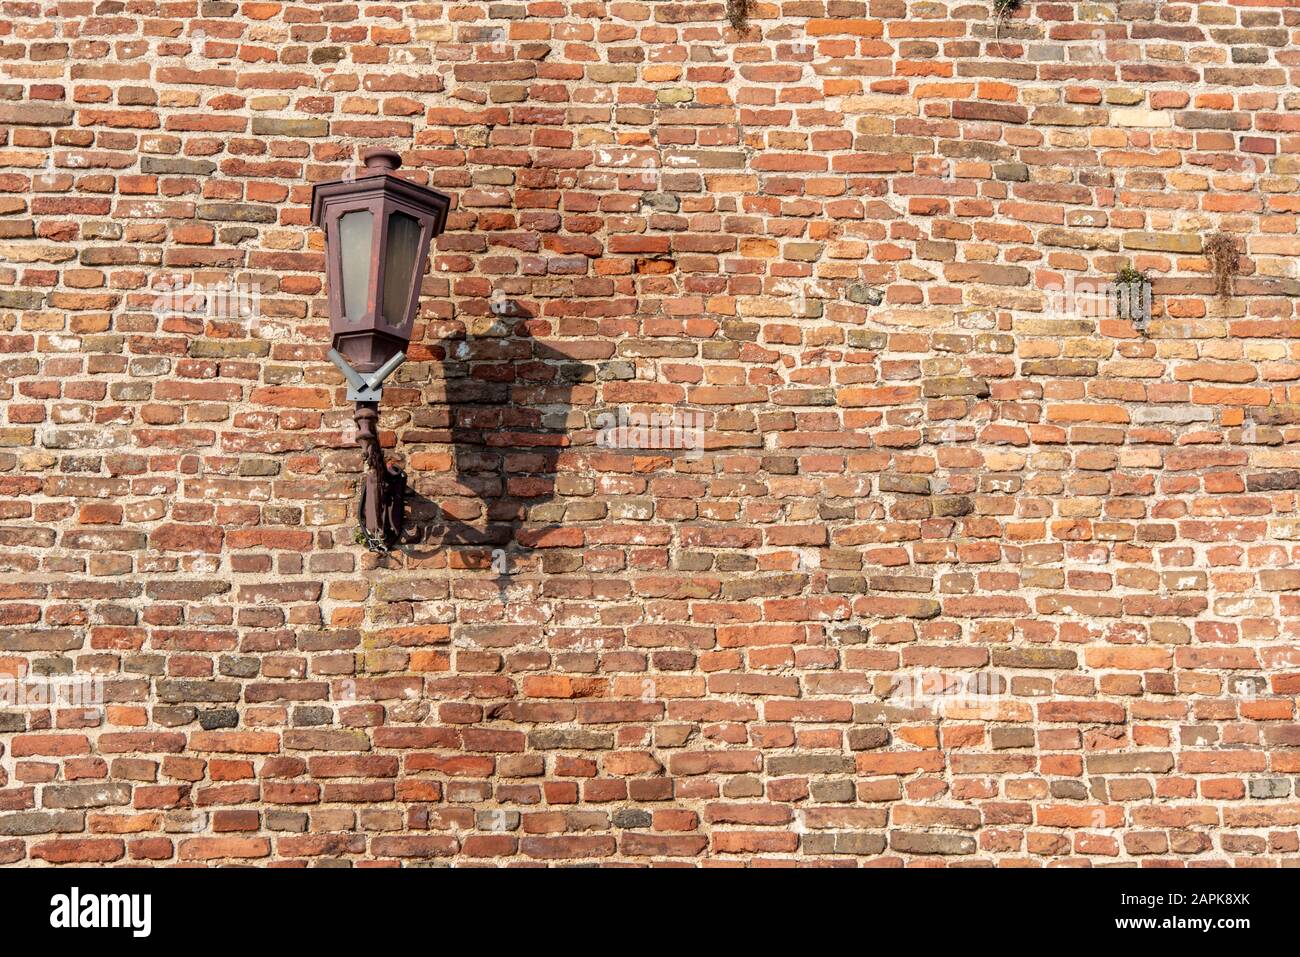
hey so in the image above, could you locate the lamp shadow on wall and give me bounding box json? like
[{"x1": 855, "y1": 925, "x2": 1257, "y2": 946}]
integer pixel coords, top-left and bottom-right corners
[{"x1": 393, "y1": 318, "x2": 598, "y2": 600}]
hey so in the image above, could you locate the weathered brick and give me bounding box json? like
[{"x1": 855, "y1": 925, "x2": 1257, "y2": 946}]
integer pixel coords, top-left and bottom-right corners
[{"x1": 0, "y1": 1, "x2": 1288, "y2": 872}]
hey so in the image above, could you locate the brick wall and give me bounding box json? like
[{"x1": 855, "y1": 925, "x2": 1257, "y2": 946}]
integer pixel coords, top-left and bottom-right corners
[{"x1": 1, "y1": 0, "x2": 1298, "y2": 866}]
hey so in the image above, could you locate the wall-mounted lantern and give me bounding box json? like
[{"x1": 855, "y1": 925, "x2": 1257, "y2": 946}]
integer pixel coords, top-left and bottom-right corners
[{"x1": 311, "y1": 148, "x2": 451, "y2": 551}]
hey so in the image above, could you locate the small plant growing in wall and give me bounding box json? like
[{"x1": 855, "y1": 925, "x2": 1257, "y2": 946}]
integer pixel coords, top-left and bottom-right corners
[
  {"x1": 1114, "y1": 266, "x2": 1152, "y2": 335},
  {"x1": 1204, "y1": 232, "x2": 1240, "y2": 300},
  {"x1": 993, "y1": 0, "x2": 1023, "y2": 56},
  {"x1": 726, "y1": 0, "x2": 752, "y2": 31}
]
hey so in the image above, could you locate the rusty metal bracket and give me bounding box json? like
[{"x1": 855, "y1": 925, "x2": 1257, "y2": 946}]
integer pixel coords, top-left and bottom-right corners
[
  {"x1": 352, "y1": 402, "x2": 406, "y2": 553},
  {"x1": 328, "y1": 348, "x2": 409, "y2": 552}
]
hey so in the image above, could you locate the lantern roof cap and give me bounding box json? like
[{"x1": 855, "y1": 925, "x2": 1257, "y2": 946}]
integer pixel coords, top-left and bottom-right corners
[{"x1": 310, "y1": 150, "x2": 451, "y2": 233}]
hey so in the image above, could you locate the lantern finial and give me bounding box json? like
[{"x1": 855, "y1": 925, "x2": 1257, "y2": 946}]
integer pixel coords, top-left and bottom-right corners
[{"x1": 362, "y1": 148, "x2": 401, "y2": 174}]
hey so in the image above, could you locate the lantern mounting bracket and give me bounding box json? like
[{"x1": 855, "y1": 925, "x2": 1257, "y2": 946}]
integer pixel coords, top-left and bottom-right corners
[{"x1": 328, "y1": 348, "x2": 406, "y2": 402}]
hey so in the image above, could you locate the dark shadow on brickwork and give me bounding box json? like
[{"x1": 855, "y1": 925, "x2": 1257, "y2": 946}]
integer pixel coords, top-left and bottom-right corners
[{"x1": 395, "y1": 320, "x2": 596, "y2": 598}]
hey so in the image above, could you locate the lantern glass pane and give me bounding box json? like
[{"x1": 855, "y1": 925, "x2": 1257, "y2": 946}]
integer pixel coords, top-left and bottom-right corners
[
  {"x1": 382, "y1": 211, "x2": 422, "y2": 328},
  {"x1": 338, "y1": 210, "x2": 373, "y2": 323}
]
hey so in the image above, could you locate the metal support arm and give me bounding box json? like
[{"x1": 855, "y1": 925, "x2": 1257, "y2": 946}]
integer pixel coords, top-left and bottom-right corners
[
  {"x1": 328, "y1": 349, "x2": 406, "y2": 402},
  {"x1": 330, "y1": 350, "x2": 408, "y2": 552}
]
